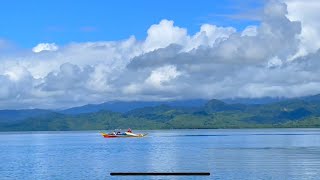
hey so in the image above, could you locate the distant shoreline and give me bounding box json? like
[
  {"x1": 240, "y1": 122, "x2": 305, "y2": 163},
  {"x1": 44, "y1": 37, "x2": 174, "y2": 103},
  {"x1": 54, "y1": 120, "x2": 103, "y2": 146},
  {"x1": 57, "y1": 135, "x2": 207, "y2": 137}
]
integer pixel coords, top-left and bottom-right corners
[{"x1": 1, "y1": 127, "x2": 320, "y2": 133}]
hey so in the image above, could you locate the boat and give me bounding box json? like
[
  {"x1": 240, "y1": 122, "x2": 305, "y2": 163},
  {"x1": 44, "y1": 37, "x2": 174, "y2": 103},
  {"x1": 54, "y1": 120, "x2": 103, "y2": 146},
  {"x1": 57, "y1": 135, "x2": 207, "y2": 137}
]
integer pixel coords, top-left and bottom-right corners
[{"x1": 100, "y1": 129, "x2": 147, "y2": 138}]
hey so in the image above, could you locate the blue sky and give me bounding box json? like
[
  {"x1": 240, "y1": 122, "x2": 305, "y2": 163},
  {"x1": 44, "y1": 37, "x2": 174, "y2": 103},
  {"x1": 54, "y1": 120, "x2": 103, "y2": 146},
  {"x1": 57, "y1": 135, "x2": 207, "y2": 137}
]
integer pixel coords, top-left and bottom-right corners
[
  {"x1": 0, "y1": 0, "x2": 263, "y2": 47},
  {"x1": 2, "y1": 0, "x2": 320, "y2": 109}
]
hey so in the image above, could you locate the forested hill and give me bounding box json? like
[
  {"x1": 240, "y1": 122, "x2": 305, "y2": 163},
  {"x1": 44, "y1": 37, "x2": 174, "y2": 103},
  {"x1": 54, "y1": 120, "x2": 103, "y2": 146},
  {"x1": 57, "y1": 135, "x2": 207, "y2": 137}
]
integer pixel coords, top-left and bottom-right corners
[{"x1": 1, "y1": 96, "x2": 320, "y2": 131}]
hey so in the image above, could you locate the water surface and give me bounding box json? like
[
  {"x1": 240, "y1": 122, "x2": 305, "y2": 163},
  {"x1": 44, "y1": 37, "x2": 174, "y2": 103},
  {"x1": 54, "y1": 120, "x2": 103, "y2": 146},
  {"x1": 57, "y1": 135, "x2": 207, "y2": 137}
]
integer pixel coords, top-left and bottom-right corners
[{"x1": 1, "y1": 129, "x2": 320, "y2": 179}]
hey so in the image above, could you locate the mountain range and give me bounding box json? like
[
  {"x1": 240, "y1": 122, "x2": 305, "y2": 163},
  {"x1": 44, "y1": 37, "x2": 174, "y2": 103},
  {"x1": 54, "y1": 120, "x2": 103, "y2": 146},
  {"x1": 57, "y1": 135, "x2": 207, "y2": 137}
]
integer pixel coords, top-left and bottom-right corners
[{"x1": 1, "y1": 95, "x2": 320, "y2": 131}]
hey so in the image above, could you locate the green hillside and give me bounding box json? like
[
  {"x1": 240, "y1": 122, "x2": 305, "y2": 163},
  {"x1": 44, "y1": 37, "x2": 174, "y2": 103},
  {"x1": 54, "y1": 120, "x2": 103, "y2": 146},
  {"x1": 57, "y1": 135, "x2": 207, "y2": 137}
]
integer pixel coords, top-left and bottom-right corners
[{"x1": 1, "y1": 98, "x2": 320, "y2": 131}]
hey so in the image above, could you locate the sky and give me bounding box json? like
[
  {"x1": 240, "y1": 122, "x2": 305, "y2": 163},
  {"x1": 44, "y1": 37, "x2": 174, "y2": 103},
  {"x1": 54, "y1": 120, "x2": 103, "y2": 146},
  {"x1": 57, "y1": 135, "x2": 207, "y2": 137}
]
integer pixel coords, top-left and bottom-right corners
[
  {"x1": 0, "y1": 0, "x2": 263, "y2": 47},
  {"x1": 1, "y1": 0, "x2": 320, "y2": 109}
]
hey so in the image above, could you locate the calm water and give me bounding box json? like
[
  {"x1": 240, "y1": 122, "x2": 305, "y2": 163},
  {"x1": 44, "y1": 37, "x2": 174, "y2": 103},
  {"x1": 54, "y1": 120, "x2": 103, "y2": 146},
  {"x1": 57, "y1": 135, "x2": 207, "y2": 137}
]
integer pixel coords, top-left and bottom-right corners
[{"x1": 1, "y1": 129, "x2": 320, "y2": 180}]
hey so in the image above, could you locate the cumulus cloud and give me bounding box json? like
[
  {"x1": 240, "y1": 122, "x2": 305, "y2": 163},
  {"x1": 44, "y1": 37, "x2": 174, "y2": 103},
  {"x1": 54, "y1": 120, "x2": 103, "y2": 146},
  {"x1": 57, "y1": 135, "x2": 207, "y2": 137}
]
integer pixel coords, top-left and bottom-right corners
[
  {"x1": 145, "y1": 65, "x2": 181, "y2": 88},
  {"x1": 284, "y1": 0, "x2": 320, "y2": 56},
  {"x1": 143, "y1": 19, "x2": 188, "y2": 52},
  {"x1": 143, "y1": 19, "x2": 236, "y2": 52},
  {"x1": 0, "y1": 0, "x2": 319, "y2": 109},
  {"x1": 32, "y1": 43, "x2": 59, "y2": 53}
]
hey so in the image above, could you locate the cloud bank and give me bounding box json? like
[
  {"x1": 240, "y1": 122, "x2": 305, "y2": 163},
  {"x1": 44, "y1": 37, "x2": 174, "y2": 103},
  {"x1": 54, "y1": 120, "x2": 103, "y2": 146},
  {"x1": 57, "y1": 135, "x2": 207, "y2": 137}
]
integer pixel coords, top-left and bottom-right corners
[{"x1": 0, "y1": 1, "x2": 320, "y2": 109}]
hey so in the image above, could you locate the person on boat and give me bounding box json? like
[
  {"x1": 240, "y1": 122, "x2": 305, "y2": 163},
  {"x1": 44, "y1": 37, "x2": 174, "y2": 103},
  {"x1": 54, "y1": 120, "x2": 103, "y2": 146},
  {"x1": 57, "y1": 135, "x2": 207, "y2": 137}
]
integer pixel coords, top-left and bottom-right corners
[{"x1": 127, "y1": 128, "x2": 132, "y2": 133}]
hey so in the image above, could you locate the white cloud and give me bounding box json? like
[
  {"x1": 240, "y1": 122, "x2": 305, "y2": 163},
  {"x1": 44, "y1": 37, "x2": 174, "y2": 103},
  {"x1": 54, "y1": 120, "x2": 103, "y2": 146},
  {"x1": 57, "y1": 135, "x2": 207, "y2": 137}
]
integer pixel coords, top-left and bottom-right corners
[
  {"x1": 143, "y1": 20, "x2": 236, "y2": 52},
  {"x1": 185, "y1": 24, "x2": 236, "y2": 51},
  {"x1": 0, "y1": 0, "x2": 320, "y2": 109},
  {"x1": 284, "y1": 0, "x2": 320, "y2": 56},
  {"x1": 143, "y1": 19, "x2": 188, "y2": 52},
  {"x1": 145, "y1": 65, "x2": 181, "y2": 88},
  {"x1": 32, "y1": 43, "x2": 59, "y2": 53},
  {"x1": 4, "y1": 66, "x2": 30, "y2": 81},
  {"x1": 267, "y1": 56, "x2": 283, "y2": 68}
]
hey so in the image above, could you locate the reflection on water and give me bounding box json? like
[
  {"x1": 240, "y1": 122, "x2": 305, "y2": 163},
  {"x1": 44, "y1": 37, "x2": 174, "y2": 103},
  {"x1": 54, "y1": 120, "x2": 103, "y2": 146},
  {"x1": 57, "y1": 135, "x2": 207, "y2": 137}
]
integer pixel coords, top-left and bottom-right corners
[{"x1": 0, "y1": 129, "x2": 320, "y2": 180}]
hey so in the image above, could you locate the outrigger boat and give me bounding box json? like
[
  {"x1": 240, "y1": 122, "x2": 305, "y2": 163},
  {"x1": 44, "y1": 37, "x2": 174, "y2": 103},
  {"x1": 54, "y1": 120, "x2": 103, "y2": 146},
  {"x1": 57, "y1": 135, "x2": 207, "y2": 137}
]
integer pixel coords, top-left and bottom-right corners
[{"x1": 100, "y1": 128, "x2": 147, "y2": 138}]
